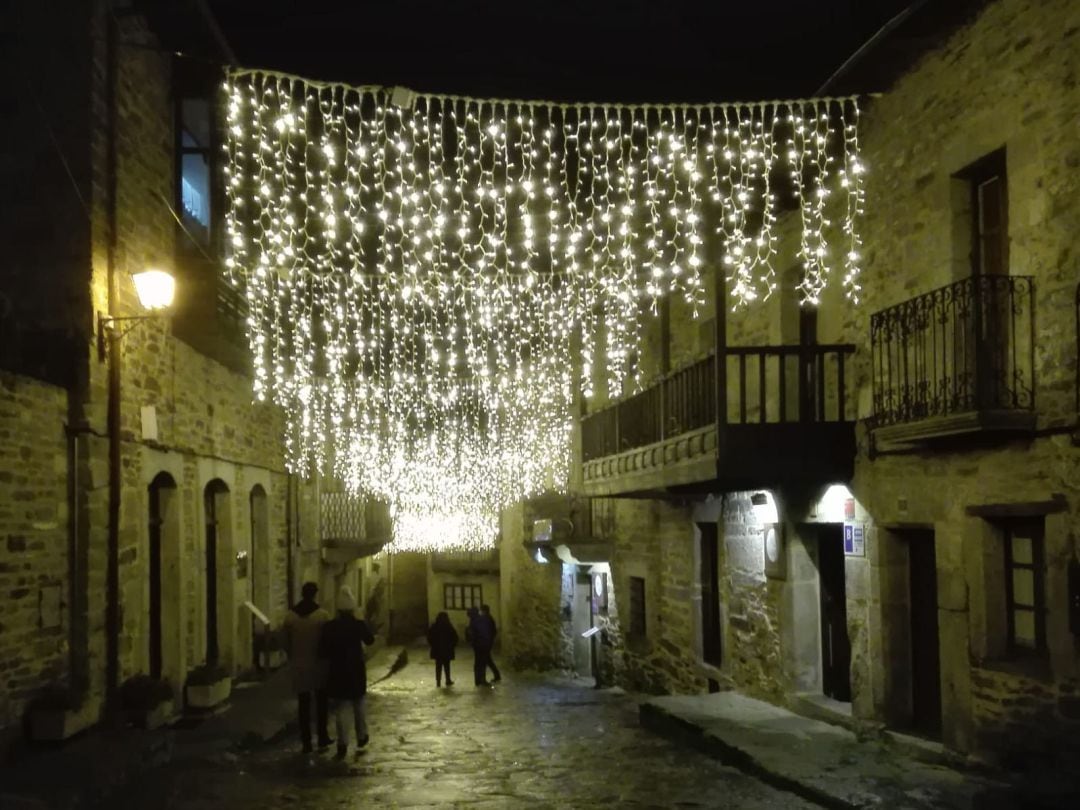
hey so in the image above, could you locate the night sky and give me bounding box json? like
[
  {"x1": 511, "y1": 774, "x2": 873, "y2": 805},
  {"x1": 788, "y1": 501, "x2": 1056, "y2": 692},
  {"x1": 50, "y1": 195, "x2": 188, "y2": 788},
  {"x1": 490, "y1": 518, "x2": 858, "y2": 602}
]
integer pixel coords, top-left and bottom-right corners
[{"x1": 207, "y1": 0, "x2": 915, "y2": 103}]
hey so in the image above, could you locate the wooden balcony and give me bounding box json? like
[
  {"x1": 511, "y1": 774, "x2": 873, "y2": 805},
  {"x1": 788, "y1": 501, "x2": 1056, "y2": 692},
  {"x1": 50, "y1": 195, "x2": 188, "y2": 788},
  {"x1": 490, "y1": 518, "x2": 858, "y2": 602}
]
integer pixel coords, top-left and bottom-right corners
[
  {"x1": 320, "y1": 489, "x2": 391, "y2": 563},
  {"x1": 870, "y1": 275, "x2": 1036, "y2": 450},
  {"x1": 580, "y1": 345, "x2": 856, "y2": 497}
]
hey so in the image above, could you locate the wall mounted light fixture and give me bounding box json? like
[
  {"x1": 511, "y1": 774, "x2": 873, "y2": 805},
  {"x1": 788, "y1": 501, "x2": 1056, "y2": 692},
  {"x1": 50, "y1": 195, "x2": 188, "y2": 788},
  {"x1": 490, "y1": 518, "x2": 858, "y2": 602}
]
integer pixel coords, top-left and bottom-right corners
[
  {"x1": 98, "y1": 269, "x2": 176, "y2": 359},
  {"x1": 750, "y1": 491, "x2": 778, "y2": 525}
]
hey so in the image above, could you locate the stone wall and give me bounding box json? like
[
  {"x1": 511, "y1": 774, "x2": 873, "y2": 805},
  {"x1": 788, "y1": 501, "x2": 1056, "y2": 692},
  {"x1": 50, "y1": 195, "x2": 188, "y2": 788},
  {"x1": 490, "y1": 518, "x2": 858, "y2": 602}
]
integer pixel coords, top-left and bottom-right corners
[
  {"x1": 0, "y1": 1, "x2": 300, "y2": 746},
  {"x1": 849, "y1": 0, "x2": 1080, "y2": 756},
  {"x1": 852, "y1": 0, "x2": 1080, "y2": 425},
  {"x1": 858, "y1": 438, "x2": 1080, "y2": 754},
  {"x1": 389, "y1": 552, "x2": 429, "y2": 642},
  {"x1": 499, "y1": 500, "x2": 573, "y2": 671},
  {"x1": 86, "y1": 8, "x2": 293, "y2": 695},
  {"x1": 426, "y1": 564, "x2": 501, "y2": 647},
  {"x1": 719, "y1": 493, "x2": 785, "y2": 703},
  {"x1": 970, "y1": 667, "x2": 1080, "y2": 765},
  {"x1": 600, "y1": 498, "x2": 708, "y2": 694},
  {"x1": 0, "y1": 373, "x2": 70, "y2": 732}
]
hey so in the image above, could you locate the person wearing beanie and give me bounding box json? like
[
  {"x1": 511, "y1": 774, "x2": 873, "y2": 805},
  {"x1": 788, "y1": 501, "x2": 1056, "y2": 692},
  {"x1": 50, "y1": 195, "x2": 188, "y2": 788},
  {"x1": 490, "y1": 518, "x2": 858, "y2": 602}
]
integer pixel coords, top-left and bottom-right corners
[
  {"x1": 283, "y1": 581, "x2": 332, "y2": 753},
  {"x1": 319, "y1": 585, "x2": 376, "y2": 759}
]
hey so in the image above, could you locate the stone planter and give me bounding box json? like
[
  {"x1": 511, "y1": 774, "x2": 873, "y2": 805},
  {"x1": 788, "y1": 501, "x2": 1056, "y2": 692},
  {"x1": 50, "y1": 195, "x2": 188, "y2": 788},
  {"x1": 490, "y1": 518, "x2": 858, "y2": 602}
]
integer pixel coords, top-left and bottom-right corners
[
  {"x1": 185, "y1": 677, "x2": 231, "y2": 710},
  {"x1": 130, "y1": 698, "x2": 175, "y2": 730},
  {"x1": 259, "y1": 649, "x2": 286, "y2": 670},
  {"x1": 30, "y1": 703, "x2": 96, "y2": 742}
]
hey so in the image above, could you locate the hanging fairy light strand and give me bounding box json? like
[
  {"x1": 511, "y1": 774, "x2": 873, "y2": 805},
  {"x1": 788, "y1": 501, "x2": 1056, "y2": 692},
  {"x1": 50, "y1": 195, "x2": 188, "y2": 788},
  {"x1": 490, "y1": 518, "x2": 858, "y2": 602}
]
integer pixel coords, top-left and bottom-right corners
[{"x1": 223, "y1": 69, "x2": 865, "y2": 551}]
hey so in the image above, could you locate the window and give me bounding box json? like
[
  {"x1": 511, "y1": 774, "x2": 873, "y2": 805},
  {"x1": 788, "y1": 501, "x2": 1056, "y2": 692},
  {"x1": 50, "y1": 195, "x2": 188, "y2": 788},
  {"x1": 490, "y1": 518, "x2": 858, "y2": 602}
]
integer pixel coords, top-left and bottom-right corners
[
  {"x1": 177, "y1": 97, "x2": 212, "y2": 242},
  {"x1": 961, "y1": 149, "x2": 1008, "y2": 277},
  {"x1": 1004, "y1": 519, "x2": 1046, "y2": 654},
  {"x1": 629, "y1": 576, "x2": 646, "y2": 636},
  {"x1": 444, "y1": 584, "x2": 482, "y2": 611}
]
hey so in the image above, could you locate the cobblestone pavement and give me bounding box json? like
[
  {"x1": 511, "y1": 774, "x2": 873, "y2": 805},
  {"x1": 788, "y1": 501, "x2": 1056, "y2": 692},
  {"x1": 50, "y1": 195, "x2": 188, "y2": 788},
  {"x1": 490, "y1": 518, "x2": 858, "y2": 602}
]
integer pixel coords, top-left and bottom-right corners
[{"x1": 112, "y1": 652, "x2": 816, "y2": 809}]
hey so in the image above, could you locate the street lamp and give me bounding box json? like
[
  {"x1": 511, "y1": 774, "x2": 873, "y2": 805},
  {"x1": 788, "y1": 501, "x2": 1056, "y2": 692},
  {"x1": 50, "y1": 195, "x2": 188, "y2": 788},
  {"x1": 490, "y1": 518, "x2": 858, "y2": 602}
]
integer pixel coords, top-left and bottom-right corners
[
  {"x1": 100, "y1": 266, "x2": 176, "y2": 704},
  {"x1": 130, "y1": 269, "x2": 176, "y2": 311},
  {"x1": 97, "y1": 268, "x2": 175, "y2": 358}
]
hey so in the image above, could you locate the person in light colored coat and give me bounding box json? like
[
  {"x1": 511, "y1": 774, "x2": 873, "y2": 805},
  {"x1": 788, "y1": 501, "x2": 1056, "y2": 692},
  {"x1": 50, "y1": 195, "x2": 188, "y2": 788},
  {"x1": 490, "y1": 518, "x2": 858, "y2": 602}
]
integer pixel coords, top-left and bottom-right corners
[{"x1": 283, "y1": 581, "x2": 332, "y2": 752}]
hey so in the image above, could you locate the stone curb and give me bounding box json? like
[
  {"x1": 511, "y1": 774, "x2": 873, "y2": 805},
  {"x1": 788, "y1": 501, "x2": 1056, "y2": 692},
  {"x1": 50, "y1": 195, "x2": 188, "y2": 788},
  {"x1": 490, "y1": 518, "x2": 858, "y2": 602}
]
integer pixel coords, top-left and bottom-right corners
[
  {"x1": 0, "y1": 646, "x2": 411, "y2": 809},
  {"x1": 639, "y1": 701, "x2": 857, "y2": 810}
]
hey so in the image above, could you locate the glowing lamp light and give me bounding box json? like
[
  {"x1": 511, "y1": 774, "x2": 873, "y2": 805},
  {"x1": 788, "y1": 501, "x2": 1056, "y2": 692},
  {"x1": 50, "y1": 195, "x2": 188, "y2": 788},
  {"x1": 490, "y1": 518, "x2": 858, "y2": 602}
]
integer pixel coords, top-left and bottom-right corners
[
  {"x1": 750, "y1": 491, "x2": 778, "y2": 525},
  {"x1": 131, "y1": 269, "x2": 175, "y2": 311},
  {"x1": 817, "y1": 484, "x2": 855, "y2": 523}
]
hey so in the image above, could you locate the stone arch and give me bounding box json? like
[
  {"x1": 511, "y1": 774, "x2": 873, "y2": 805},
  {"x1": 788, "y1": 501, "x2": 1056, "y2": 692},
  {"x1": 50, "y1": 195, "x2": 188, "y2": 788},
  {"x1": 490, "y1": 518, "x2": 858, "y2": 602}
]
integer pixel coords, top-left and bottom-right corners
[{"x1": 148, "y1": 471, "x2": 182, "y2": 692}]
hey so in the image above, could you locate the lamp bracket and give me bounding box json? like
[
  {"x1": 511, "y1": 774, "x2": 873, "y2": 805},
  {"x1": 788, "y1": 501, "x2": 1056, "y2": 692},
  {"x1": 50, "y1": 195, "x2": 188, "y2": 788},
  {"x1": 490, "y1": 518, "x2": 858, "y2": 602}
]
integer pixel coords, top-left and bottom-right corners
[{"x1": 96, "y1": 312, "x2": 163, "y2": 360}]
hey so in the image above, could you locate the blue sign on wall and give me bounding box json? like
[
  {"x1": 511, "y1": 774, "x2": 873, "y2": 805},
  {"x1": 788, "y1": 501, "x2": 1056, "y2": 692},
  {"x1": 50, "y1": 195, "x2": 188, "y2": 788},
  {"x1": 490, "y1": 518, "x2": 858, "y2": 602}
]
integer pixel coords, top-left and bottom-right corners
[{"x1": 843, "y1": 523, "x2": 866, "y2": 557}]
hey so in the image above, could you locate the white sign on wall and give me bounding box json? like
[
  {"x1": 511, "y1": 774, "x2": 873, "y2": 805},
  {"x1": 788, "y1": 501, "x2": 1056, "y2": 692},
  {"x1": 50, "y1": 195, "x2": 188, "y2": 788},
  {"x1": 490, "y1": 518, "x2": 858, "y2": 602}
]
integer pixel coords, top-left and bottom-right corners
[{"x1": 843, "y1": 523, "x2": 866, "y2": 557}]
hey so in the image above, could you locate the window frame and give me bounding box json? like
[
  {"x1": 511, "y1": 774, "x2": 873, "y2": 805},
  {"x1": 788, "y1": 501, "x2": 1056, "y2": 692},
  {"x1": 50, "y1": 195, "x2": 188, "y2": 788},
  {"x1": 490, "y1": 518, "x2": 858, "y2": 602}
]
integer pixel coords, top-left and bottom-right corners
[
  {"x1": 1003, "y1": 518, "x2": 1047, "y2": 656},
  {"x1": 443, "y1": 583, "x2": 483, "y2": 612},
  {"x1": 173, "y1": 63, "x2": 220, "y2": 250},
  {"x1": 960, "y1": 148, "x2": 1008, "y2": 278}
]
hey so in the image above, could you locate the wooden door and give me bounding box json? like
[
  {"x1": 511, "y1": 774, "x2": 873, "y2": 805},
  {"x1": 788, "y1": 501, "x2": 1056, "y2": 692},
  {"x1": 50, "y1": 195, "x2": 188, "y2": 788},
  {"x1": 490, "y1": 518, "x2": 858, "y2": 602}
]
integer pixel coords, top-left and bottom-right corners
[
  {"x1": 819, "y1": 526, "x2": 851, "y2": 701},
  {"x1": 699, "y1": 523, "x2": 722, "y2": 667},
  {"x1": 908, "y1": 530, "x2": 942, "y2": 737}
]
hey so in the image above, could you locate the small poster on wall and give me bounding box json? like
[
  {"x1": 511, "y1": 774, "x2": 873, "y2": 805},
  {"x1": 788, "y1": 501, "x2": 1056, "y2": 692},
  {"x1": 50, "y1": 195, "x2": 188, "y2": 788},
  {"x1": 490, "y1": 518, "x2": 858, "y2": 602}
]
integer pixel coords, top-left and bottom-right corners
[{"x1": 843, "y1": 523, "x2": 866, "y2": 557}]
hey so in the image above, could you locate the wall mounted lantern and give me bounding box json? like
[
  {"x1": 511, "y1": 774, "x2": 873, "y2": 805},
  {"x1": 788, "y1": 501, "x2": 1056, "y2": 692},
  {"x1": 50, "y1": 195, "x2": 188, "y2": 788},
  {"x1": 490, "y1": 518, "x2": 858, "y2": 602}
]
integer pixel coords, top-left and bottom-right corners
[
  {"x1": 750, "y1": 491, "x2": 778, "y2": 525},
  {"x1": 98, "y1": 268, "x2": 176, "y2": 359}
]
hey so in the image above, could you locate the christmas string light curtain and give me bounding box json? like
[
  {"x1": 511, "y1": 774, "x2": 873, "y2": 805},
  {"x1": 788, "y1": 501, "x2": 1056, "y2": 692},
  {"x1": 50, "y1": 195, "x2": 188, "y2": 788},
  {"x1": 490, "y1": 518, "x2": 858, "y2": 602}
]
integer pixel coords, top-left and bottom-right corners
[{"x1": 223, "y1": 69, "x2": 865, "y2": 551}]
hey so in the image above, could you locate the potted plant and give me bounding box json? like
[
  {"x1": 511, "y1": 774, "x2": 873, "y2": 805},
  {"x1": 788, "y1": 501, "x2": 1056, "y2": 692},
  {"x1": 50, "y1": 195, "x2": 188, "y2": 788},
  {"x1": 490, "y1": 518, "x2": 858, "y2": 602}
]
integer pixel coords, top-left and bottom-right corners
[
  {"x1": 28, "y1": 686, "x2": 92, "y2": 742},
  {"x1": 185, "y1": 663, "x2": 231, "y2": 710},
  {"x1": 258, "y1": 630, "x2": 286, "y2": 670},
  {"x1": 120, "y1": 675, "x2": 175, "y2": 729}
]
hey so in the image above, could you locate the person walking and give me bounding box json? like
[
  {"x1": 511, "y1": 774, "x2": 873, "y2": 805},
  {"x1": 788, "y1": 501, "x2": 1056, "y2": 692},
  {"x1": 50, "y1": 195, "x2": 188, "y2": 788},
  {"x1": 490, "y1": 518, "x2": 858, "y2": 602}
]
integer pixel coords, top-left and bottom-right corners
[
  {"x1": 320, "y1": 586, "x2": 376, "y2": 759},
  {"x1": 465, "y1": 605, "x2": 493, "y2": 686},
  {"x1": 283, "y1": 581, "x2": 332, "y2": 753},
  {"x1": 479, "y1": 604, "x2": 501, "y2": 683},
  {"x1": 426, "y1": 611, "x2": 459, "y2": 687}
]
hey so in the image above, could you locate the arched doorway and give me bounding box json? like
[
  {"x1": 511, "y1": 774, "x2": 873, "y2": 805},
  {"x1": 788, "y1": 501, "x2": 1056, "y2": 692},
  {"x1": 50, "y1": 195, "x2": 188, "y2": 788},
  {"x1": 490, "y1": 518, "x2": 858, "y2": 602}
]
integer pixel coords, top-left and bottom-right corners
[
  {"x1": 147, "y1": 473, "x2": 181, "y2": 695},
  {"x1": 249, "y1": 484, "x2": 269, "y2": 668},
  {"x1": 148, "y1": 473, "x2": 177, "y2": 679},
  {"x1": 204, "y1": 480, "x2": 231, "y2": 665}
]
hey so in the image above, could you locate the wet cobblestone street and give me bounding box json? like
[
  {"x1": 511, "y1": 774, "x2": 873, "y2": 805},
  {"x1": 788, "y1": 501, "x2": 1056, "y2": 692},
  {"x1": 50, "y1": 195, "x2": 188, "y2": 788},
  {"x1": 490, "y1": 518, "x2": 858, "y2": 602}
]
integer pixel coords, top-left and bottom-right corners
[{"x1": 114, "y1": 651, "x2": 815, "y2": 808}]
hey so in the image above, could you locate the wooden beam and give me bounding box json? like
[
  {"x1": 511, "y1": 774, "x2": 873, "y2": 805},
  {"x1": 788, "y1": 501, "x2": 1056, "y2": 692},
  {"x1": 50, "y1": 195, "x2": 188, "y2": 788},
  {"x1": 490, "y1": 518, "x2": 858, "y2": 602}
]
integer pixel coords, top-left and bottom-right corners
[{"x1": 965, "y1": 494, "x2": 1067, "y2": 518}]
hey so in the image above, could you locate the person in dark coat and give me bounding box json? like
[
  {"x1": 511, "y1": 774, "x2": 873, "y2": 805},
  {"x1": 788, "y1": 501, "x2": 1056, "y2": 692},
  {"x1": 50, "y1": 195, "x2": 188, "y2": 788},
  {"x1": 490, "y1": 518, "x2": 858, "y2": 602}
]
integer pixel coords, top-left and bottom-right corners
[
  {"x1": 465, "y1": 606, "x2": 493, "y2": 686},
  {"x1": 426, "y1": 611, "x2": 459, "y2": 687},
  {"x1": 319, "y1": 586, "x2": 376, "y2": 759},
  {"x1": 479, "y1": 604, "x2": 501, "y2": 683}
]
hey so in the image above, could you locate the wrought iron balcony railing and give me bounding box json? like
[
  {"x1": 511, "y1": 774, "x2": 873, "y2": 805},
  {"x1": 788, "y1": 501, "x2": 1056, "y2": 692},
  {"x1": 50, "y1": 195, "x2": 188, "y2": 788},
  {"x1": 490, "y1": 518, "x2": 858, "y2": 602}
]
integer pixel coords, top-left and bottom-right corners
[
  {"x1": 870, "y1": 275, "x2": 1035, "y2": 429},
  {"x1": 581, "y1": 344, "x2": 854, "y2": 463}
]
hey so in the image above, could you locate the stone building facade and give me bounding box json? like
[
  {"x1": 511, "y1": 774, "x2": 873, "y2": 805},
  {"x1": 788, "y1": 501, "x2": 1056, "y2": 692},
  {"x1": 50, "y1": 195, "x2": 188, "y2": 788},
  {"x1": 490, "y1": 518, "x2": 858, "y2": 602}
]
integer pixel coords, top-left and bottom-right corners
[
  {"x1": 501, "y1": 0, "x2": 1080, "y2": 765},
  {"x1": 0, "y1": 1, "x2": 301, "y2": 747},
  {"x1": 846, "y1": 0, "x2": 1080, "y2": 760}
]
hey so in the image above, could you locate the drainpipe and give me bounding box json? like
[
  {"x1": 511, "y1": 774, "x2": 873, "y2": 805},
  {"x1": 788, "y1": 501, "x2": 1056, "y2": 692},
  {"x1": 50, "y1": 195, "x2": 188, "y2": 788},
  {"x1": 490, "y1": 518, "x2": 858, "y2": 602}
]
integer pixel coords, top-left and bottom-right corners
[
  {"x1": 65, "y1": 425, "x2": 88, "y2": 698},
  {"x1": 104, "y1": 9, "x2": 121, "y2": 704}
]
